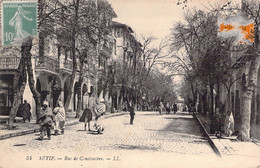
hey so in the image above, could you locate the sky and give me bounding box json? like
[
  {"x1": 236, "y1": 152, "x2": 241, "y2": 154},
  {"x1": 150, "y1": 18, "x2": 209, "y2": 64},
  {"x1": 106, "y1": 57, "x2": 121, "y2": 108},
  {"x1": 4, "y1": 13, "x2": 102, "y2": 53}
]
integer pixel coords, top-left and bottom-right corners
[
  {"x1": 106, "y1": 0, "x2": 239, "y2": 99},
  {"x1": 107, "y1": 0, "x2": 231, "y2": 39}
]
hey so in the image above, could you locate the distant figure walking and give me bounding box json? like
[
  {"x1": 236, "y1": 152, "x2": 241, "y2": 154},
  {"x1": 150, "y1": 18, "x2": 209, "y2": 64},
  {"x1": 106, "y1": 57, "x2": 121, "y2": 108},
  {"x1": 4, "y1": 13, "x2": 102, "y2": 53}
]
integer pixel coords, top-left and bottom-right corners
[
  {"x1": 37, "y1": 101, "x2": 54, "y2": 140},
  {"x1": 173, "y1": 103, "x2": 178, "y2": 114},
  {"x1": 79, "y1": 108, "x2": 92, "y2": 131},
  {"x1": 159, "y1": 102, "x2": 164, "y2": 114},
  {"x1": 53, "y1": 100, "x2": 66, "y2": 135},
  {"x1": 166, "y1": 102, "x2": 170, "y2": 114},
  {"x1": 224, "y1": 110, "x2": 234, "y2": 137},
  {"x1": 128, "y1": 103, "x2": 135, "y2": 125}
]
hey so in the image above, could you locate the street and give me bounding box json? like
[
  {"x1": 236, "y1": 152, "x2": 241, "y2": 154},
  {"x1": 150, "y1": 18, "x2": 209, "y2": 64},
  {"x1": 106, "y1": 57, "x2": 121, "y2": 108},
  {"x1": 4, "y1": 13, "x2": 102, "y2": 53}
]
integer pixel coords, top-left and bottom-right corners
[{"x1": 0, "y1": 111, "x2": 222, "y2": 168}]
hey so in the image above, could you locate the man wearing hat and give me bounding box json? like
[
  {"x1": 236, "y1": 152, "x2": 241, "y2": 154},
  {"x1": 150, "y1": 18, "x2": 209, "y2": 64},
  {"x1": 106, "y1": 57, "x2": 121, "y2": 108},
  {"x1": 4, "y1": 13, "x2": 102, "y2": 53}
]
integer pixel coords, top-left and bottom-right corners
[
  {"x1": 93, "y1": 98, "x2": 106, "y2": 133},
  {"x1": 37, "y1": 101, "x2": 54, "y2": 140}
]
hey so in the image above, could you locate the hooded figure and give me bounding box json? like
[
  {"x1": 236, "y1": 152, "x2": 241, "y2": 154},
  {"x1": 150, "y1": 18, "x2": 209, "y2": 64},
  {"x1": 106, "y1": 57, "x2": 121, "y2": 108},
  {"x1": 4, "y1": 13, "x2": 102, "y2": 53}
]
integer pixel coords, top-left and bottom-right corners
[
  {"x1": 37, "y1": 101, "x2": 54, "y2": 140},
  {"x1": 224, "y1": 110, "x2": 235, "y2": 137},
  {"x1": 17, "y1": 100, "x2": 31, "y2": 122},
  {"x1": 93, "y1": 98, "x2": 106, "y2": 133},
  {"x1": 53, "y1": 100, "x2": 66, "y2": 135},
  {"x1": 159, "y1": 102, "x2": 164, "y2": 114}
]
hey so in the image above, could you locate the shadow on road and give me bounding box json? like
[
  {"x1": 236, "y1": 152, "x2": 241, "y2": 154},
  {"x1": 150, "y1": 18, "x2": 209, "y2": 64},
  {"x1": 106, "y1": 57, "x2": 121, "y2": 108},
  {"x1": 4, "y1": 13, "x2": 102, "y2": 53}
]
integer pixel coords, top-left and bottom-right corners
[
  {"x1": 77, "y1": 130, "x2": 87, "y2": 132},
  {"x1": 13, "y1": 143, "x2": 26, "y2": 146},
  {"x1": 141, "y1": 111, "x2": 192, "y2": 116},
  {"x1": 141, "y1": 112, "x2": 161, "y2": 116},
  {"x1": 115, "y1": 144, "x2": 159, "y2": 151},
  {"x1": 145, "y1": 112, "x2": 204, "y2": 137}
]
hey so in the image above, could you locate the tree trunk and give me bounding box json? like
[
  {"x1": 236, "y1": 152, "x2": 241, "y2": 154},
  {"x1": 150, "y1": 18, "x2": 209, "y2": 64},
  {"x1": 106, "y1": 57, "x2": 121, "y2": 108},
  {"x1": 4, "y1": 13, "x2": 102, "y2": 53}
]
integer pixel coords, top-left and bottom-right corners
[
  {"x1": 226, "y1": 89, "x2": 231, "y2": 111},
  {"x1": 24, "y1": 38, "x2": 41, "y2": 120},
  {"x1": 8, "y1": 38, "x2": 30, "y2": 129},
  {"x1": 189, "y1": 81, "x2": 197, "y2": 108},
  {"x1": 64, "y1": 0, "x2": 79, "y2": 113},
  {"x1": 210, "y1": 83, "x2": 214, "y2": 119},
  {"x1": 64, "y1": 64, "x2": 77, "y2": 113},
  {"x1": 238, "y1": 22, "x2": 260, "y2": 141},
  {"x1": 201, "y1": 91, "x2": 208, "y2": 115},
  {"x1": 251, "y1": 90, "x2": 256, "y2": 124},
  {"x1": 76, "y1": 60, "x2": 84, "y2": 118},
  {"x1": 8, "y1": 73, "x2": 27, "y2": 129},
  {"x1": 238, "y1": 57, "x2": 260, "y2": 141}
]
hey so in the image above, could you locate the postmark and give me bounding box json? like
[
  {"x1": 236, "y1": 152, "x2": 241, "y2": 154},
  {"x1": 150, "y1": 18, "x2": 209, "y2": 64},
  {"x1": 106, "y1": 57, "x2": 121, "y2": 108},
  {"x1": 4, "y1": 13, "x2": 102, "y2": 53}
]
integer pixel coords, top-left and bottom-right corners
[{"x1": 2, "y1": 1, "x2": 37, "y2": 46}]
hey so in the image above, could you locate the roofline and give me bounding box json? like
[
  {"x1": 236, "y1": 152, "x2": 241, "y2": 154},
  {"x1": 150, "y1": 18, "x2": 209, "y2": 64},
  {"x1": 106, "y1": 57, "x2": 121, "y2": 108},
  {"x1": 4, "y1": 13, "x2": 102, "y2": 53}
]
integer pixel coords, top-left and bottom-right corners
[{"x1": 112, "y1": 21, "x2": 134, "y2": 33}]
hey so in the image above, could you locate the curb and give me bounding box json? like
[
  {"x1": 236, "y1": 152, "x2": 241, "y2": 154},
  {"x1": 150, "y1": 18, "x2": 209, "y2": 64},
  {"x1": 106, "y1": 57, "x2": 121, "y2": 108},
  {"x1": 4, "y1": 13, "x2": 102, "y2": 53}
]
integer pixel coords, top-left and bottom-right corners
[
  {"x1": 193, "y1": 114, "x2": 222, "y2": 157},
  {"x1": 0, "y1": 112, "x2": 127, "y2": 141}
]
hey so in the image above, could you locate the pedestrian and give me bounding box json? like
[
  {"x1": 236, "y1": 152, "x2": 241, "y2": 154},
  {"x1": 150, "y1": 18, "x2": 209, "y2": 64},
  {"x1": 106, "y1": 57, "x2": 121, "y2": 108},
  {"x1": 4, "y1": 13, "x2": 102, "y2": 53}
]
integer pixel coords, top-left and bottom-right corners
[
  {"x1": 213, "y1": 112, "x2": 222, "y2": 136},
  {"x1": 37, "y1": 101, "x2": 54, "y2": 140},
  {"x1": 93, "y1": 98, "x2": 106, "y2": 134},
  {"x1": 128, "y1": 103, "x2": 135, "y2": 125},
  {"x1": 123, "y1": 101, "x2": 127, "y2": 112},
  {"x1": 53, "y1": 100, "x2": 66, "y2": 135},
  {"x1": 166, "y1": 102, "x2": 170, "y2": 114},
  {"x1": 173, "y1": 103, "x2": 178, "y2": 114},
  {"x1": 79, "y1": 107, "x2": 92, "y2": 131},
  {"x1": 159, "y1": 102, "x2": 164, "y2": 114},
  {"x1": 18, "y1": 100, "x2": 31, "y2": 122},
  {"x1": 224, "y1": 110, "x2": 235, "y2": 137}
]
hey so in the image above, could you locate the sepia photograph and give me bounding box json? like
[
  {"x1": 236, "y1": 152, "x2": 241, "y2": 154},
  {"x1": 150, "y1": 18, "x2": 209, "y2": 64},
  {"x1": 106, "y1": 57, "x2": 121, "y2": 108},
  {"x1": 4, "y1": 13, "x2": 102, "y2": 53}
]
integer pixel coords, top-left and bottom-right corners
[{"x1": 0, "y1": 0, "x2": 260, "y2": 167}]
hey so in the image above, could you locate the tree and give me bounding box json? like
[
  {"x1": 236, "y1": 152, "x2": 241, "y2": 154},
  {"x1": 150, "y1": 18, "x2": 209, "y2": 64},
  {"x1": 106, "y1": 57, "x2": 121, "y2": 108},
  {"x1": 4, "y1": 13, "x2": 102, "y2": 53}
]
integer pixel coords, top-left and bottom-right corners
[
  {"x1": 209, "y1": 0, "x2": 259, "y2": 141},
  {"x1": 141, "y1": 69, "x2": 178, "y2": 109},
  {"x1": 7, "y1": 0, "x2": 62, "y2": 128},
  {"x1": 7, "y1": 38, "x2": 30, "y2": 129},
  {"x1": 167, "y1": 9, "x2": 234, "y2": 117},
  {"x1": 175, "y1": 0, "x2": 259, "y2": 141},
  {"x1": 236, "y1": 0, "x2": 260, "y2": 141}
]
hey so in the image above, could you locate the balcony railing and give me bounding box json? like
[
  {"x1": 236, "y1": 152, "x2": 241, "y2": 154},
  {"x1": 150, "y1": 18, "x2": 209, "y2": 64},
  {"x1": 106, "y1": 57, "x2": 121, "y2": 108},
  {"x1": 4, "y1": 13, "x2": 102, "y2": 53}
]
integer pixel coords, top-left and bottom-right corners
[
  {"x1": 59, "y1": 58, "x2": 73, "y2": 73},
  {"x1": 34, "y1": 56, "x2": 59, "y2": 73},
  {"x1": 0, "y1": 57, "x2": 21, "y2": 70}
]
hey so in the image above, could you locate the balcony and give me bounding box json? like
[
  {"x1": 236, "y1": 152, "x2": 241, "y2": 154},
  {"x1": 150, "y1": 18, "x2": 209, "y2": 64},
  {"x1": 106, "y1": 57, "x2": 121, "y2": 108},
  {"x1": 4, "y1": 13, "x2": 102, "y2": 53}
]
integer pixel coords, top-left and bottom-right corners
[
  {"x1": 34, "y1": 56, "x2": 59, "y2": 74},
  {"x1": 0, "y1": 57, "x2": 21, "y2": 70},
  {"x1": 59, "y1": 58, "x2": 73, "y2": 74}
]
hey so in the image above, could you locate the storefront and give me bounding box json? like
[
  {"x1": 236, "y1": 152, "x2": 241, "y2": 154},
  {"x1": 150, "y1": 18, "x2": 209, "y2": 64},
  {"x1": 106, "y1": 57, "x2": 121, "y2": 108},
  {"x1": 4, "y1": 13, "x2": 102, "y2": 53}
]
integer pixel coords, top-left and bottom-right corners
[{"x1": 0, "y1": 75, "x2": 14, "y2": 115}]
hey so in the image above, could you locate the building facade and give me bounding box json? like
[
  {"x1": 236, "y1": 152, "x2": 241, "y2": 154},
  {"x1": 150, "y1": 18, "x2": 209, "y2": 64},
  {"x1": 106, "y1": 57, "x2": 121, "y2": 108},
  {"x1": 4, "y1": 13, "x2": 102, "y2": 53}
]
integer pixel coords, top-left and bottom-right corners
[
  {"x1": 110, "y1": 21, "x2": 143, "y2": 112},
  {"x1": 0, "y1": 0, "x2": 117, "y2": 118}
]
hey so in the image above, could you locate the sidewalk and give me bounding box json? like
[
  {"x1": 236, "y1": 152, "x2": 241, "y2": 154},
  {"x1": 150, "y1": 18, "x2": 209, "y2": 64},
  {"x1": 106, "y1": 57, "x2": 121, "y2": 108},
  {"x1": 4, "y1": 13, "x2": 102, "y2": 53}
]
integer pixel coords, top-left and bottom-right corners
[
  {"x1": 0, "y1": 111, "x2": 127, "y2": 140},
  {"x1": 194, "y1": 114, "x2": 260, "y2": 158}
]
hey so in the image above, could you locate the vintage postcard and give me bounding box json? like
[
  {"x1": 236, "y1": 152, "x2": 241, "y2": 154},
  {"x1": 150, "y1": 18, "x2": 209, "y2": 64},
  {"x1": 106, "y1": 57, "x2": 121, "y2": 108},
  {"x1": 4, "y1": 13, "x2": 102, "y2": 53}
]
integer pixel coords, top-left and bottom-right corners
[{"x1": 0, "y1": 0, "x2": 260, "y2": 168}]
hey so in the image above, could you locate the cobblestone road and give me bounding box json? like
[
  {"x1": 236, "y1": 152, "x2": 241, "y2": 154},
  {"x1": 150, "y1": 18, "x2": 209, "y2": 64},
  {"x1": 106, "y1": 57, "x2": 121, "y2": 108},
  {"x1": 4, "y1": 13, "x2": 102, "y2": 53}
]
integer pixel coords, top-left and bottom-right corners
[{"x1": 0, "y1": 111, "x2": 233, "y2": 168}]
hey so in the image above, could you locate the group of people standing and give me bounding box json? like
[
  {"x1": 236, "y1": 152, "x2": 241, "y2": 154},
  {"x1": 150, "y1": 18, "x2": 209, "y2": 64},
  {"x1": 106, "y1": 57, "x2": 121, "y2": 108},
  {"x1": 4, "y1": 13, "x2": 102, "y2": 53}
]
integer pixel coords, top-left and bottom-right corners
[
  {"x1": 37, "y1": 97, "x2": 108, "y2": 140},
  {"x1": 212, "y1": 110, "x2": 235, "y2": 137},
  {"x1": 37, "y1": 100, "x2": 66, "y2": 140},
  {"x1": 159, "y1": 102, "x2": 178, "y2": 114},
  {"x1": 79, "y1": 98, "x2": 107, "y2": 134}
]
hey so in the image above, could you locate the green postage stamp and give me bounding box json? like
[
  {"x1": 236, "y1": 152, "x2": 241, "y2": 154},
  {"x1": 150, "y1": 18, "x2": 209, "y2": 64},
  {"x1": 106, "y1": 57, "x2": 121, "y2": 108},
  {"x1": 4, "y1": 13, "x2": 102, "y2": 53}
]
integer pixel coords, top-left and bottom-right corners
[{"x1": 2, "y1": 1, "x2": 38, "y2": 46}]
